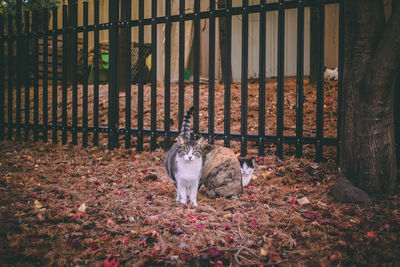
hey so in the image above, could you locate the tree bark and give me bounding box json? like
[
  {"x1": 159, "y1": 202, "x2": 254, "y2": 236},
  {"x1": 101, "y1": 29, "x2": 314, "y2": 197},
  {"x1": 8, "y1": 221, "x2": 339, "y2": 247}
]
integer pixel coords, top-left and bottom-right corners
[
  {"x1": 395, "y1": 69, "x2": 400, "y2": 183},
  {"x1": 218, "y1": 0, "x2": 232, "y2": 83},
  {"x1": 340, "y1": 0, "x2": 400, "y2": 194}
]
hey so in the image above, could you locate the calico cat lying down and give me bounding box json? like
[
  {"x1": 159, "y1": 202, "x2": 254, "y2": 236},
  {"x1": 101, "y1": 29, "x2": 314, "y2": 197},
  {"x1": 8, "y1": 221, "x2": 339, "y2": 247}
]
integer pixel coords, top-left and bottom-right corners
[
  {"x1": 199, "y1": 150, "x2": 256, "y2": 198},
  {"x1": 199, "y1": 144, "x2": 243, "y2": 198}
]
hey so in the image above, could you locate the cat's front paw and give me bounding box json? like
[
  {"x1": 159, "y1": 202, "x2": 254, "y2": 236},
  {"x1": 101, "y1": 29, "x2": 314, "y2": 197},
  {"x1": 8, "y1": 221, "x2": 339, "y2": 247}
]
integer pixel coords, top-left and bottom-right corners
[
  {"x1": 192, "y1": 202, "x2": 198, "y2": 207},
  {"x1": 180, "y1": 199, "x2": 187, "y2": 205}
]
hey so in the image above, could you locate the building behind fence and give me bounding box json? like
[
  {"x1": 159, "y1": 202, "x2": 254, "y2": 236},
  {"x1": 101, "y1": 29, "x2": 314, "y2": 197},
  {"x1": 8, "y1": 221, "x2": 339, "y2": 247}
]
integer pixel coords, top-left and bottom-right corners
[{"x1": 0, "y1": 0, "x2": 343, "y2": 161}]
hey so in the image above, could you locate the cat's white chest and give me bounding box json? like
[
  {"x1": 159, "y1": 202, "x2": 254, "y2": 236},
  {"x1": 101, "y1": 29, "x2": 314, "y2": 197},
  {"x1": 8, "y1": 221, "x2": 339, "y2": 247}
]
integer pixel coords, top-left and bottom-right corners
[{"x1": 175, "y1": 157, "x2": 202, "y2": 183}]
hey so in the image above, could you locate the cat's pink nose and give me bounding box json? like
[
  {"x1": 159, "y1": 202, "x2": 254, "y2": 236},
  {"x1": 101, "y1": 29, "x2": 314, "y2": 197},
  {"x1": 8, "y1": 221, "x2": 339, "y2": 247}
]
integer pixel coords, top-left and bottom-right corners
[{"x1": 188, "y1": 156, "x2": 192, "y2": 160}]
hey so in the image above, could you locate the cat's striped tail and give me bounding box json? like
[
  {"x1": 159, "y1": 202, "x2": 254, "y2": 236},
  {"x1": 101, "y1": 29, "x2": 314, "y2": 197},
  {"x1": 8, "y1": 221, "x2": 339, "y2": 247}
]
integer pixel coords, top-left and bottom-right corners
[{"x1": 179, "y1": 106, "x2": 194, "y2": 139}]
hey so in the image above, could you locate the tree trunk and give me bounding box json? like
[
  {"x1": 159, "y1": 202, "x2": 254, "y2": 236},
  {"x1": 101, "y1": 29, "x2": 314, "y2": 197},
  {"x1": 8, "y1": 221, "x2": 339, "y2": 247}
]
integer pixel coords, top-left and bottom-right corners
[
  {"x1": 118, "y1": 0, "x2": 130, "y2": 92},
  {"x1": 309, "y1": 6, "x2": 321, "y2": 85},
  {"x1": 218, "y1": 0, "x2": 232, "y2": 83},
  {"x1": 340, "y1": 0, "x2": 400, "y2": 194},
  {"x1": 395, "y1": 69, "x2": 400, "y2": 183},
  {"x1": 392, "y1": 0, "x2": 400, "y2": 185}
]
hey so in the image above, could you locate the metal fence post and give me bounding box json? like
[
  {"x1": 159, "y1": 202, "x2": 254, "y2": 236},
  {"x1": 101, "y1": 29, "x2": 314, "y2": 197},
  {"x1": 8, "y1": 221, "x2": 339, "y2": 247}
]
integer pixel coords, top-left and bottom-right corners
[
  {"x1": 42, "y1": 8, "x2": 49, "y2": 143},
  {"x1": 93, "y1": 0, "x2": 100, "y2": 146},
  {"x1": 208, "y1": 0, "x2": 216, "y2": 145},
  {"x1": 82, "y1": 1, "x2": 89, "y2": 147},
  {"x1": 61, "y1": 5, "x2": 68, "y2": 145},
  {"x1": 240, "y1": 0, "x2": 249, "y2": 156},
  {"x1": 108, "y1": 0, "x2": 119, "y2": 149},
  {"x1": 223, "y1": 0, "x2": 232, "y2": 148},
  {"x1": 51, "y1": 7, "x2": 58, "y2": 144},
  {"x1": 164, "y1": 0, "x2": 171, "y2": 149},
  {"x1": 8, "y1": 14, "x2": 14, "y2": 141},
  {"x1": 316, "y1": 0, "x2": 325, "y2": 162},
  {"x1": 124, "y1": 0, "x2": 132, "y2": 149},
  {"x1": 258, "y1": 0, "x2": 266, "y2": 156},
  {"x1": 72, "y1": 2, "x2": 78, "y2": 145},
  {"x1": 15, "y1": 0, "x2": 22, "y2": 139},
  {"x1": 178, "y1": 0, "x2": 185, "y2": 131},
  {"x1": 150, "y1": 0, "x2": 157, "y2": 151},
  {"x1": 296, "y1": 0, "x2": 305, "y2": 158},
  {"x1": 137, "y1": 0, "x2": 144, "y2": 151},
  {"x1": 276, "y1": 0, "x2": 285, "y2": 159}
]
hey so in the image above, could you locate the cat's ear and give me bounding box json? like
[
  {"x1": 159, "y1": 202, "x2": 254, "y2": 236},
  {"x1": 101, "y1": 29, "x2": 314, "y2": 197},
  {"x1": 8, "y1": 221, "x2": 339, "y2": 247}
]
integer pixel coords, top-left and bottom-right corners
[
  {"x1": 176, "y1": 135, "x2": 185, "y2": 144},
  {"x1": 250, "y1": 157, "x2": 256, "y2": 167},
  {"x1": 196, "y1": 137, "x2": 205, "y2": 146}
]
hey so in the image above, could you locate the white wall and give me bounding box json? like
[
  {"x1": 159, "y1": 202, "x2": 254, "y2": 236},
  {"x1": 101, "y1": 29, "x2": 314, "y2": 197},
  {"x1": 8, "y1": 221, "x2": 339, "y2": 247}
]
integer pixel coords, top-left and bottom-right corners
[{"x1": 230, "y1": 2, "x2": 311, "y2": 80}]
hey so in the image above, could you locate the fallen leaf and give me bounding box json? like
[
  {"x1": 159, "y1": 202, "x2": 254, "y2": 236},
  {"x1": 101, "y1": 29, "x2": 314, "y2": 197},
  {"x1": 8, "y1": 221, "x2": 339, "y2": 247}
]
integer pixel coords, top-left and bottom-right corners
[
  {"x1": 290, "y1": 197, "x2": 297, "y2": 205},
  {"x1": 269, "y1": 250, "x2": 282, "y2": 262},
  {"x1": 34, "y1": 200, "x2": 43, "y2": 209},
  {"x1": 70, "y1": 212, "x2": 84, "y2": 221},
  {"x1": 260, "y1": 248, "x2": 268, "y2": 257},
  {"x1": 366, "y1": 230, "x2": 376, "y2": 238},
  {"x1": 302, "y1": 213, "x2": 317, "y2": 220},
  {"x1": 187, "y1": 215, "x2": 198, "y2": 223},
  {"x1": 208, "y1": 247, "x2": 223, "y2": 258},
  {"x1": 195, "y1": 224, "x2": 206, "y2": 230},
  {"x1": 89, "y1": 240, "x2": 98, "y2": 250},
  {"x1": 310, "y1": 163, "x2": 319, "y2": 169},
  {"x1": 289, "y1": 238, "x2": 297, "y2": 249},
  {"x1": 297, "y1": 197, "x2": 310, "y2": 206},
  {"x1": 37, "y1": 213, "x2": 45, "y2": 221},
  {"x1": 311, "y1": 221, "x2": 322, "y2": 227},
  {"x1": 78, "y1": 203, "x2": 86, "y2": 213},
  {"x1": 106, "y1": 219, "x2": 115, "y2": 227},
  {"x1": 103, "y1": 254, "x2": 119, "y2": 267},
  {"x1": 15, "y1": 211, "x2": 25, "y2": 216},
  {"x1": 262, "y1": 171, "x2": 272, "y2": 179},
  {"x1": 249, "y1": 221, "x2": 259, "y2": 228}
]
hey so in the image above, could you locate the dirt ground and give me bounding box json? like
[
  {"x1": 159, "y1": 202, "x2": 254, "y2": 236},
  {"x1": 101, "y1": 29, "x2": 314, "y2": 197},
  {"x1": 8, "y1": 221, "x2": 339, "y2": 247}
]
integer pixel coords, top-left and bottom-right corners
[
  {"x1": 1, "y1": 78, "x2": 399, "y2": 265},
  {"x1": 1, "y1": 140, "x2": 400, "y2": 266}
]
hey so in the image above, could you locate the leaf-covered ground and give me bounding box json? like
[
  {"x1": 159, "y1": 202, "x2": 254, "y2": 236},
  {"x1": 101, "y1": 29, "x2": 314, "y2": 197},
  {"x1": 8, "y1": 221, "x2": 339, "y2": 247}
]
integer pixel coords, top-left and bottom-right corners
[{"x1": 1, "y1": 140, "x2": 400, "y2": 266}]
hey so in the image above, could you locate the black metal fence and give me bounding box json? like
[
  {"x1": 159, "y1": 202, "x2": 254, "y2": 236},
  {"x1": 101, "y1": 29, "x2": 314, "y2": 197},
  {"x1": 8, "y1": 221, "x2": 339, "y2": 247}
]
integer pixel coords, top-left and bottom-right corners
[{"x1": 0, "y1": 0, "x2": 343, "y2": 161}]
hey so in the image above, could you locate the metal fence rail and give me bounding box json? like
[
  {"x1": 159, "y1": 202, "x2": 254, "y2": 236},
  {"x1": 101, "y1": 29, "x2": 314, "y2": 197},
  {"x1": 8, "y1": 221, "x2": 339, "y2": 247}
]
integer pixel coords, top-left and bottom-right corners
[{"x1": 0, "y1": 0, "x2": 342, "y2": 161}]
